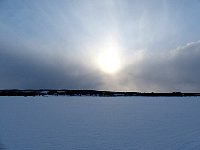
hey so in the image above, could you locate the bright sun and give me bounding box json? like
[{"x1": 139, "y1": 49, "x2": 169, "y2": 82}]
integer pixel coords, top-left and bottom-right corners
[{"x1": 97, "y1": 47, "x2": 121, "y2": 74}]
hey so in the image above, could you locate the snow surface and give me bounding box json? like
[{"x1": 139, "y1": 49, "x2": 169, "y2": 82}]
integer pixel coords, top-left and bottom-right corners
[{"x1": 0, "y1": 96, "x2": 200, "y2": 150}]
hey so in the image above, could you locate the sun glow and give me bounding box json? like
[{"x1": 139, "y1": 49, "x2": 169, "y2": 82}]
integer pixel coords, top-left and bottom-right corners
[{"x1": 96, "y1": 39, "x2": 122, "y2": 74}]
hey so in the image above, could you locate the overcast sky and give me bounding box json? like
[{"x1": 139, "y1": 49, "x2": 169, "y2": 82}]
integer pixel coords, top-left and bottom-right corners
[{"x1": 0, "y1": 0, "x2": 200, "y2": 92}]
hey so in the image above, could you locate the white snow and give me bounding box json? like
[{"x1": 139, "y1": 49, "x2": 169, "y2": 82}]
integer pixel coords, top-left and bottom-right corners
[{"x1": 0, "y1": 96, "x2": 200, "y2": 150}]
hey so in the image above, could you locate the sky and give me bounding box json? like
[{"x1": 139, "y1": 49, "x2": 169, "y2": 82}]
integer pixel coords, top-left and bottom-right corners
[{"x1": 0, "y1": 0, "x2": 200, "y2": 92}]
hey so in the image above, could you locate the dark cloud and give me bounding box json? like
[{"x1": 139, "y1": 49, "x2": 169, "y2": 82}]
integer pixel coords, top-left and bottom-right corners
[
  {"x1": 0, "y1": 44, "x2": 102, "y2": 90},
  {"x1": 122, "y1": 41, "x2": 200, "y2": 92}
]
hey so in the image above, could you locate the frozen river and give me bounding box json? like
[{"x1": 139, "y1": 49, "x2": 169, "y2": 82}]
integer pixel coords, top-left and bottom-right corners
[{"x1": 0, "y1": 96, "x2": 200, "y2": 150}]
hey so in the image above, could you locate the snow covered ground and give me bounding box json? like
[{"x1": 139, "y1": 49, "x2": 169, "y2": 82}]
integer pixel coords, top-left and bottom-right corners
[{"x1": 0, "y1": 96, "x2": 200, "y2": 150}]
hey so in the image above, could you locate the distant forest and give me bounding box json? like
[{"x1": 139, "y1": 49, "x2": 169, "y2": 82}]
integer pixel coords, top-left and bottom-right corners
[{"x1": 0, "y1": 89, "x2": 200, "y2": 97}]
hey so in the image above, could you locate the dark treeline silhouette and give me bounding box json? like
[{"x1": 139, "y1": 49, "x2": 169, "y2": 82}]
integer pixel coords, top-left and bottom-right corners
[{"x1": 0, "y1": 89, "x2": 200, "y2": 97}]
